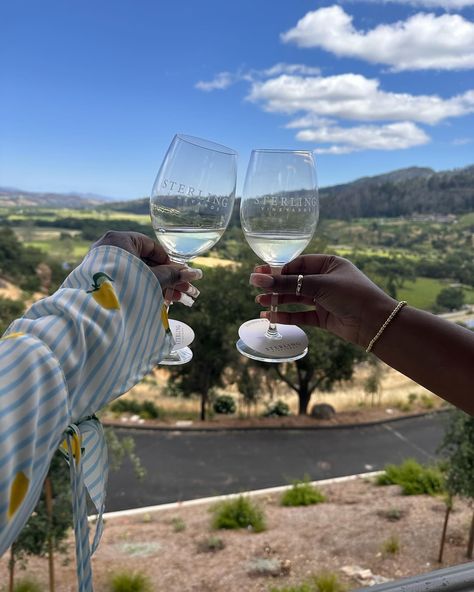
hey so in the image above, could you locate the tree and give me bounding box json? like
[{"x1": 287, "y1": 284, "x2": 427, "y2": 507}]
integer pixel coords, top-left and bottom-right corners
[
  {"x1": 0, "y1": 298, "x2": 25, "y2": 335},
  {"x1": 436, "y1": 287, "x2": 465, "y2": 311},
  {"x1": 439, "y1": 410, "x2": 474, "y2": 561},
  {"x1": 168, "y1": 264, "x2": 259, "y2": 420},
  {"x1": 271, "y1": 328, "x2": 365, "y2": 415},
  {"x1": 235, "y1": 362, "x2": 265, "y2": 417}
]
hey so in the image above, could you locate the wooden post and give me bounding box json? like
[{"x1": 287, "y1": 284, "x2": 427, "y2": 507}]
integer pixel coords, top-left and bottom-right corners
[
  {"x1": 8, "y1": 545, "x2": 15, "y2": 592},
  {"x1": 438, "y1": 502, "x2": 452, "y2": 563},
  {"x1": 45, "y1": 477, "x2": 55, "y2": 592},
  {"x1": 467, "y1": 510, "x2": 474, "y2": 559}
]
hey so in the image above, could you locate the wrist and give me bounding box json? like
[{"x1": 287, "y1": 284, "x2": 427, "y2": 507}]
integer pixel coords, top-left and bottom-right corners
[{"x1": 358, "y1": 293, "x2": 398, "y2": 350}]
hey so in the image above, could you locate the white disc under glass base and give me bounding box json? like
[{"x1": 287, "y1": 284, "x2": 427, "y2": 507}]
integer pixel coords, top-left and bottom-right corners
[
  {"x1": 237, "y1": 318, "x2": 308, "y2": 363},
  {"x1": 159, "y1": 319, "x2": 195, "y2": 366},
  {"x1": 159, "y1": 346, "x2": 193, "y2": 366}
]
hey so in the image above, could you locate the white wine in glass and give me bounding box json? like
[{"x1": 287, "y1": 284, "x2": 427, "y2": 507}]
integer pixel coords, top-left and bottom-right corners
[
  {"x1": 236, "y1": 149, "x2": 319, "y2": 363},
  {"x1": 150, "y1": 134, "x2": 237, "y2": 365}
]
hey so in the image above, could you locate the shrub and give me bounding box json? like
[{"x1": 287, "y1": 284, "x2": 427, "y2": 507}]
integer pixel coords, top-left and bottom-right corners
[
  {"x1": 420, "y1": 394, "x2": 435, "y2": 409},
  {"x1": 213, "y1": 395, "x2": 236, "y2": 415},
  {"x1": 270, "y1": 572, "x2": 346, "y2": 592},
  {"x1": 264, "y1": 400, "x2": 290, "y2": 417},
  {"x1": 108, "y1": 571, "x2": 152, "y2": 592},
  {"x1": 14, "y1": 580, "x2": 43, "y2": 592},
  {"x1": 211, "y1": 495, "x2": 266, "y2": 532},
  {"x1": 196, "y1": 535, "x2": 225, "y2": 553},
  {"x1": 313, "y1": 573, "x2": 347, "y2": 592},
  {"x1": 281, "y1": 478, "x2": 326, "y2": 507},
  {"x1": 376, "y1": 459, "x2": 445, "y2": 496},
  {"x1": 171, "y1": 517, "x2": 186, "y2": 532},
  {"x1": 377, "y1": 508, "x2": 405, "y2": 522},
  {"x1": 382, "y1": 535, "x2": 400, "y2": 555},
  {"x1": 109, "y1": 399, "x2": 160, "y2": 420},
  {"x1": 140, "y1": 400, "x2": 160, "y2": 419}
]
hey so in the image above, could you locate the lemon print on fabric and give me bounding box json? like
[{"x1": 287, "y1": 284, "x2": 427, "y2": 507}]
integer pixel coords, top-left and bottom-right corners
[
  {"x1": 8, "y1": 471, "x2": 29, "y2": 519},
  {"x1": 87, "y1": 272, "x2": 120, "y2": 310},
  {"x1": 1, "y1": 332, "x2": 25, "y2": 340},
  {"x1": 161, "y1": 305, "x2": 171, "y2": 334},
  {"x1": 60, "y1": 432, "x2": 82, "y2": 464}
]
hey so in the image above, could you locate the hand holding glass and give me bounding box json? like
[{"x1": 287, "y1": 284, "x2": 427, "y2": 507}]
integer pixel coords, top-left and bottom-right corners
[{"x1": 237, "y1": 149, "x2": 319, "y2": 363}]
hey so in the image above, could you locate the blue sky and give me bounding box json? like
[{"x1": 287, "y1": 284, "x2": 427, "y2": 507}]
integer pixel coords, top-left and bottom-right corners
[{"x1": 1, "y1": 0, "x2": 473, "y2": 199}]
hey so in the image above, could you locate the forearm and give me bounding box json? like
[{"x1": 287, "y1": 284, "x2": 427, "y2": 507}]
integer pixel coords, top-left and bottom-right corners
[{"x1": 370, "y1": 304, "x2": 474, "y2": 414}]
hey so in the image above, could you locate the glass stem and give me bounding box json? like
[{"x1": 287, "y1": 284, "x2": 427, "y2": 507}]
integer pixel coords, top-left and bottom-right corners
[
  {"x1": 265, "y1": 266, "x2": 282, "y2": 339},
  {"x1": 164, "y1": 256, "x2": 188, "y2": 309}
]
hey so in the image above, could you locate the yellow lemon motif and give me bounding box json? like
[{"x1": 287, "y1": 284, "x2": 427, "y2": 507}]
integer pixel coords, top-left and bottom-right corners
[
  {"x1": 2, "y1": 332, "x2": 25, "y2": 340},
  {"x1": 8, "y1": 471, "x2": 29, "y2": 519},
  {"x1": 161, "y1": 305, "x2": 171, "y2": 334},
  {"x1": 87, "y1": 272, "x2": 120, "y2": 310},
  {"x1": 60, "y1": 432, "x2": 82, "y2": 463}
]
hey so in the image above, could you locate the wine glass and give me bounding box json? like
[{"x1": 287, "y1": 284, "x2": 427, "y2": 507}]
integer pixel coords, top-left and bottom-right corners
[
  {"x1": 150, "y1": 134, "x2": 237, "y2": 364},
  {"x1": 236, "y1": 149, "x2": 319, "y2": 363}
]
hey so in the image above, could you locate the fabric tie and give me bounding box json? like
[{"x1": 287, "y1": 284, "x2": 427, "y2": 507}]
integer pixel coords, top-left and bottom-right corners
[{"x1": 62, "y1": 417, "x2": 108, "y2": 592}]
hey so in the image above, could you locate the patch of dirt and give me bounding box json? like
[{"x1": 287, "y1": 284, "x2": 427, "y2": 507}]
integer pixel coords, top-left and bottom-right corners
[{"x1": 1, "y1": 478, "x2": 471, "y2": 591}]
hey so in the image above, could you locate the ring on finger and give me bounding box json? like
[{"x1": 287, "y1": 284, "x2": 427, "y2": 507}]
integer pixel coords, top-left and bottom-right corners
[{"x1": 295, "y1": 274, "x2": 304, "y2": 296}]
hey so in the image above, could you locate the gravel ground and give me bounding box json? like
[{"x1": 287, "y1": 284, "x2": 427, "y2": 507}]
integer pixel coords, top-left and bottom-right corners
[{"x1": 1, "y1": 477, "x2": 472, "y2": 592}]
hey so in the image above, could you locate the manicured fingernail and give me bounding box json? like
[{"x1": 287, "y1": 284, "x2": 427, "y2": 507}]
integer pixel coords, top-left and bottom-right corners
[
  {"x1": 186, "y1": 286, "x2": 200, "y2": 298},
  {"x1": 255, "y1": 295, "x2": 263, "y2": 304},
  {"x1": 260, "y1": 311, "x2": 270, "y2": 319},
  {"x1": 179, "y1": 293, "x2": 195, "y2": 307},
  {"x1": 180, "y1": 268, "x2": 203, "y2": 281},
  {"x1": 250, "y1": 273, "x2": 274, "y2": 288}
]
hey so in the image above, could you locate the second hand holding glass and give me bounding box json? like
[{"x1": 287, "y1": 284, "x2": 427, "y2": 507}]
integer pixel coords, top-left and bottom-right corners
[
  {"x1": 150, "y1": 134, "x2": 237, "y2": 365},
  {"x1": 237, "y1": 149, "x2": 319, "y2": 363}
]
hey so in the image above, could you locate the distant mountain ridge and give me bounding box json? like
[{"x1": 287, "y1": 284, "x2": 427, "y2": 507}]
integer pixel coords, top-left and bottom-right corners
[
  {"x1": 2, "y1": 164, "x2": 473, "y2": 217},
  {"x1": 320, "y1": 164, "x2": 474, "y2": 219},
  {"x1": 0, "y1": 187, "x2": 118, "y2": 208},
  {"x1": 102, "y1": 164, "x2": 474, "y2": 220}
]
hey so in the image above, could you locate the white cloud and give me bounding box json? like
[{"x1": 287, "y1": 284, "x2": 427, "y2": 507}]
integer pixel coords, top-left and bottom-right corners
[
  {"x1": 451, "y1": 137, "x2": 473, "y2": 144},
  {"x1": 248, "y1": 73, "x2": 474, "y2": 125},
  {"x1": 195, "y1": 72, "x2": 234, "y2": 91},
  {"x1": 295, "y1": 121, "x2": 430, "y2": 153},
  {"x1": 261, "y1": 63, "x2": 321, "y2": 77},
  {"x1": 195, "y1": 63, "x2": 321, "y2": 92},
  {"x1": 358, "y1": 0, "x2": 474, "y2": 8},
  {"x1": 281, "y1": 6, "x2": 474, "y2": 71}
]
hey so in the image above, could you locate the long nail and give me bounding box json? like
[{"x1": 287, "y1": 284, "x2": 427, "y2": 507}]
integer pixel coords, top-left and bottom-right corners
[
  {"x1": 186, "y1": 286, "x2": 200, "y2": 298},
  {"x1": 260, "y1": 311, "x2": 270, "y2": 319},
  {"x1": 179, "y1": 293, "x2": 195, "y2": 307},
  {"x1": 250, "y1": 273, "x2": 274, "y2": 288},
  {"x1": 180, "y1": 268, "x2": 203, "y2": 281}
]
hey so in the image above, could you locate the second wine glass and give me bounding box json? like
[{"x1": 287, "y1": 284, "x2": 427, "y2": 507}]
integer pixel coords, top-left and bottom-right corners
[
  {"x1": 150, "y1": 134, "x2": 237, "y2": 365},
  {"x1": 236, "y1": 149, "x2": 319, "y2": 363}
]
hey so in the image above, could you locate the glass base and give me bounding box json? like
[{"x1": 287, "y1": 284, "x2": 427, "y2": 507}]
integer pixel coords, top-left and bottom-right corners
[
  {"x1": 236, "y1": 339, "x2": 308, "y2": 363},
  {"x1": 237, "y1": 318, "x2": 309, "y2": 363},
  {"x1": 159, "y1": 346, "x2": 193, "y2": 366}
]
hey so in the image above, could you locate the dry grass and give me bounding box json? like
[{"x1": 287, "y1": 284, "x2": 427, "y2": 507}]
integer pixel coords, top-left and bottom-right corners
[{"x1": 105, "y1": 362, "x2": 442, "y2": 425}]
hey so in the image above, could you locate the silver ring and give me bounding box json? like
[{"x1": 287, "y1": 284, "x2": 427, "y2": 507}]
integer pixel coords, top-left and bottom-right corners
[{"x1": 296, "y1": 274, "x2": 304, "y2": 296}]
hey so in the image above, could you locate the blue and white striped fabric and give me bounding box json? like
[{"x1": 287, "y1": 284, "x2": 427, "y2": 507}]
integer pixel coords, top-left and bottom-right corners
[{"x1": 0, "y1": 245, "x2": 174, "y2": 589}]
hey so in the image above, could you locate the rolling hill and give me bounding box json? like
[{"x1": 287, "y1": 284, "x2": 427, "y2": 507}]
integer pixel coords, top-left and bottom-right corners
[
  {"x1": 101, "y1": 164, "x2": 474, "y2": 220},
  {"x1": 0, "y1": 187, "x2": 118, "y2": 208}
]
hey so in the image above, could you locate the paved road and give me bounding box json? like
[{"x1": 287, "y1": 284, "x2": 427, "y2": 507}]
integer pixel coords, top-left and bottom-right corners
[{"x1": 106, "y1": 413, "x2": 448, "y2": 512}]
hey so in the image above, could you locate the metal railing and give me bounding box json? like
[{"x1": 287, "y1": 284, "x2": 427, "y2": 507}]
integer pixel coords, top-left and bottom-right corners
[{"x1": 355, "y1": 562, "x2": 474, "y2": 592}]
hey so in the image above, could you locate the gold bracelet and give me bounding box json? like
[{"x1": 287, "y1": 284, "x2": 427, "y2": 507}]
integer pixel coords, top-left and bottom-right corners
[{"x1": 366, "y1": 301, "x2": 407, "y2": 353}]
